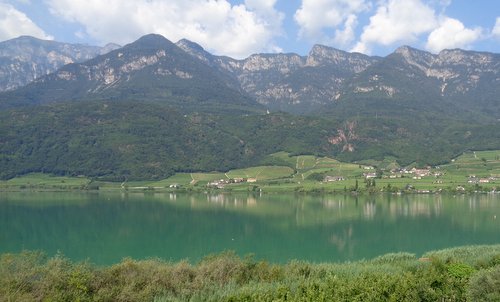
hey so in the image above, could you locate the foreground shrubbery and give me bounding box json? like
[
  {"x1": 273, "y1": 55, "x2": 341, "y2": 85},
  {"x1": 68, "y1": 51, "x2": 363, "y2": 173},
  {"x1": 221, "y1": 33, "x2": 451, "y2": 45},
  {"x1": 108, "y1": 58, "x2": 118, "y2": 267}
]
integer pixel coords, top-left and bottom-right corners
[{"x1": 1, "y1": 246, "x2": 499, "y2": 301}]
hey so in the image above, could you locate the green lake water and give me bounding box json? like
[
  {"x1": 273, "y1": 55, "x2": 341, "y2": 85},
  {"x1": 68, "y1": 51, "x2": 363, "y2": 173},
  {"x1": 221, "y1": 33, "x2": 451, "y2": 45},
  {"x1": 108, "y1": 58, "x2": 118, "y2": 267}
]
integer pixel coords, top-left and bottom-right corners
[{"x1": 0, "y1": 192, "x2": 499, "y2": 265}]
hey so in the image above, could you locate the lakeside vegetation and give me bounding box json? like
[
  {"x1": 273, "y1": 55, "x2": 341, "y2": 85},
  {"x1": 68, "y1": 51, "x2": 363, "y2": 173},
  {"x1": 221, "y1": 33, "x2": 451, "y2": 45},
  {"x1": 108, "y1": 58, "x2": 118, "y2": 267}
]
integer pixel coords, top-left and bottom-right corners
[
  {"x1": 1, "y1": 245, "x2": 499, "y2": 301},
  {"x1": 2, "y1": 150, "x2": 500, "y2": 194}
]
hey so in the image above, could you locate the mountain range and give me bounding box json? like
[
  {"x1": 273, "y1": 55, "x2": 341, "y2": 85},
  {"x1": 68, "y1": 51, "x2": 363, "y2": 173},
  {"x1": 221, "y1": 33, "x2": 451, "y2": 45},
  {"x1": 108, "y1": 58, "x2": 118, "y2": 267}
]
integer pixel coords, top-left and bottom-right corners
[
  {"x1": 0, "y1": 34, "x2": 498, "y2": 180},
  {"x1": 0, "y1": 36, "x2": 120, "y2": 92},
  {"x1": 2, "y1": 34, "x2": 499, "y2": 116}
]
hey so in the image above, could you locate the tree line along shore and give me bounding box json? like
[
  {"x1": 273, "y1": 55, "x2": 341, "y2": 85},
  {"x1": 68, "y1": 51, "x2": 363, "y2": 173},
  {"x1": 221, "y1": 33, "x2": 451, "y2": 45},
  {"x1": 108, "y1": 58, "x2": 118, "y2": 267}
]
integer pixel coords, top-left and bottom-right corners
[{"x1": 2, "y1": 150, "x2": 500, "y2": 194}]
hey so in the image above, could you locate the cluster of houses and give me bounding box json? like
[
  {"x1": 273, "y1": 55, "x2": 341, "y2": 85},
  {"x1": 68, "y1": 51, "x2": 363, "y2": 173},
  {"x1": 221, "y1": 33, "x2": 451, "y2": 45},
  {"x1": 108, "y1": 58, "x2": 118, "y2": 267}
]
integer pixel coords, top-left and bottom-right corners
[
  {"x1": 467, "y1": 176, "x2": 497, "y2": 184},
  {"x1": 384, "y1": 167, "x2": 442, "y2": 180},
  {"x1": 203, "y1": 166, "x2": 497, "y2": 189},
  {"x1": 207, "y1": 177, "x2": 257, "y2": 189},
  {"x1": 323, "y1": 166, "x2": 442, "y2": 183},
  {"x1": 324, "y1": 176, "x2": 346, "y2": 182}
]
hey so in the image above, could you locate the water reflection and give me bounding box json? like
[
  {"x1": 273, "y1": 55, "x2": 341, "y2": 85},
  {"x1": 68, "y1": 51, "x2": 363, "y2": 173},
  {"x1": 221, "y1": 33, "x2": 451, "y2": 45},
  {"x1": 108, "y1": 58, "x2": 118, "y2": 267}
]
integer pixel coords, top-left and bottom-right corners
[{"x1": 0, "y1": 192, "x2": 499, "y2": 264}]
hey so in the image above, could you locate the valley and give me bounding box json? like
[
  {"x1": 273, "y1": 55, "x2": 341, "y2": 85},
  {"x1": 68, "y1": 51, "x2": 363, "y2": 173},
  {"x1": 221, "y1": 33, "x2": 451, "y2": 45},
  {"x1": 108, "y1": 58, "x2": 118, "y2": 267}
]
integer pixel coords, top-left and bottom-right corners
[
  {"x1": 2, "y1": 150, "x2": 500, "y2": 194},
  {"x1": 1, "y1": 33, "x2": 499, "y2": 301}
]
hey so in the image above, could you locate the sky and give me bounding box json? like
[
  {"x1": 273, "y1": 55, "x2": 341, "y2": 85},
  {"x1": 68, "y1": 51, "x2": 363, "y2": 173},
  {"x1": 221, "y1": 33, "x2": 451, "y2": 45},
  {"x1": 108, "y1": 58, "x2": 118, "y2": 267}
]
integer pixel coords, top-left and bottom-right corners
[{"x1": 0, "y1": 0, "x2": 499, "y2": 59}]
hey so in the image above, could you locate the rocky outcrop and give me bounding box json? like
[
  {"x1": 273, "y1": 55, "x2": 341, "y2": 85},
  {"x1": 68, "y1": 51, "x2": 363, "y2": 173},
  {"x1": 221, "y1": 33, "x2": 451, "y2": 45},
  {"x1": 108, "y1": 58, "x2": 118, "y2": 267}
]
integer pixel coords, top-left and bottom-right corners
[{"x1": 0, "y1": 36, "x2": 119, "y2": 91}]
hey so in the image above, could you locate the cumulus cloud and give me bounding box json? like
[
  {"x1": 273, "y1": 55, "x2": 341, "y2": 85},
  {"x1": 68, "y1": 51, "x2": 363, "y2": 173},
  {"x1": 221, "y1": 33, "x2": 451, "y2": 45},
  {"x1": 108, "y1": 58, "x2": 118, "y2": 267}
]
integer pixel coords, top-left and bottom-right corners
[
  {"x1": 425, "y1": 17, "x2": 482, "y2": 52},
  {"x1": 333, "y1": 14, "x2": 358, "y2": 47},
  {"x1": 294, "y1": 0, "x2": 369, "y2": 46},
  {"x1": 244, "y1": 0, "x2": 285, "y2": 52},
  {"x1": 352, "y1": 0, "x2": 438, "y2": 54},
  {"x1": 493, "y1": 17, "x2": 500, "y2": 38},
  {"x1": 46, "y1": 0, "x2": 284, "y2": 59},
  {"x1": 0, "y1": 2, "x2": 52, "y2": 41}
]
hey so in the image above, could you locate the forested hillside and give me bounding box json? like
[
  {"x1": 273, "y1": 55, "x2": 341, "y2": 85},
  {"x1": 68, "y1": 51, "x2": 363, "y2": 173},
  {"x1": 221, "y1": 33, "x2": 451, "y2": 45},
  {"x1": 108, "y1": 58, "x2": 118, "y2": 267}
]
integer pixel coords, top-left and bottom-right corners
[
  {"x1": 0, "y1": 101, "x2": 335, "y2": 180},
  {"x1": 0, "y1": 34, "x2": 499, "y2": 180},
  {"x1": 1, "y1": 98, "x2": 500, "y2": 180}
]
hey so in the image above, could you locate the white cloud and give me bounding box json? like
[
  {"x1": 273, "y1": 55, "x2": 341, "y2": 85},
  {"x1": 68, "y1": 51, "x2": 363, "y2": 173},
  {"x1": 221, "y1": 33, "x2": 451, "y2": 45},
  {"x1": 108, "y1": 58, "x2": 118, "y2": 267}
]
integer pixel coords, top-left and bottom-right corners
[
  {"x1": 46, "y1": 0, "x2": 284, "y2": 59},
  {"x1": 333, "y1": 14, "x2": 358, "y2": 47},
  {"x1": 493, "y1": 17, "x2": 500, "y2": 38},
  {"x1": 352, "y1": 0, "x2": 438, "y2": 54},
  {"x1": 0, "y1": 2, "x2": 52, "y2": 41},
  {"x1": 245, "y1": 0, "x2": 277, "y2": 13},
  {"x1": 426, "y1": 17, "x2": 483, "y2": 52},
  {"x1": 294, "y1": 0, "x2": 369, "y2": 45},
  {"x1": 244, "y1": 0, "x2": 285, "y2": 52}
]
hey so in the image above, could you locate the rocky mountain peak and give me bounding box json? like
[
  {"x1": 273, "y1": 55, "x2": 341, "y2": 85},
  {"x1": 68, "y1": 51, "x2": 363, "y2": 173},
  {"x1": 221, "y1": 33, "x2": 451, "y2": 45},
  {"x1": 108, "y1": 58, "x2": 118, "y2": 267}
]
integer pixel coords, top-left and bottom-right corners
[
  {"x1": 176, "y1": 39, "x2": 206, "y2": 53},
  {"x1": 175, "y1": 39, "x2": 213, "y2": 65},
  {"x1": 393, "y1": 45, "x2": 434, "y2": 69},
  {"x1": 306, "y1": 44, "x2": 349, "y2": 67},
  {"x1": 100, "y1": 43, "x2": 121, "y2": 55},
  {"x1": 123, "y1": 34, "x2": 178, "y2": 53},
  {"x1": 305, "y1": 44, "x2": 378, "y2": 75},
  {"x1": 436, "y1": 48, "x2": 498, "y2": 68},
  {"x1": 241, "y1": 53, "x2": 305, "y2": 72},
  {"x1": 436, "y1": 48, "x2": 472, "y2": 65},
  {"x1": 0, "y1": 36, "x2": 116, "y2": 91}
]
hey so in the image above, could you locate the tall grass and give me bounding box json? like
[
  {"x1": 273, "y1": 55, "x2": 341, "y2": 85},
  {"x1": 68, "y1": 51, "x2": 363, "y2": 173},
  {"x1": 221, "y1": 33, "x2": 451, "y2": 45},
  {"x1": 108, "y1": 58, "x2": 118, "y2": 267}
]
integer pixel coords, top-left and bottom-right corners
[{"x1": 1, "y1": 245, "x2": 499, "y2": 301}]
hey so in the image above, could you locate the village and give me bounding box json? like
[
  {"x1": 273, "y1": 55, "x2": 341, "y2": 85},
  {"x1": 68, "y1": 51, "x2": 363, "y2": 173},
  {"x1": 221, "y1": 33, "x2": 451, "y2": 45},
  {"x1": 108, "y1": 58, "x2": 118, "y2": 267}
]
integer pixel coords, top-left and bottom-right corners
[
  {"x1": 303, "y1": 164, "x2": 499, "y2": 194},
  {"x1": 322, "y1": 166, "x2": 440, "y2": 182},
  {"x1": 207, "y1": 177, "x2": 257, "y2": 189}
]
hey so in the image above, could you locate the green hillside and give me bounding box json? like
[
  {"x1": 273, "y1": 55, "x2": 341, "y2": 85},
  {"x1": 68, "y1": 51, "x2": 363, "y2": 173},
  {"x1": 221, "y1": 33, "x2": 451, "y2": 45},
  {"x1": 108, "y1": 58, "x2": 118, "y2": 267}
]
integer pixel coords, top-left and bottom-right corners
[
  {"x1": 1, "y1": 98, "x2": 500, "y2": 181},
  {"x1": 0, "y1": 100, "x2": 339, "y2": 180},
  {"x1": 3, "y1": 150, "x2": 500, "y2": 193}
]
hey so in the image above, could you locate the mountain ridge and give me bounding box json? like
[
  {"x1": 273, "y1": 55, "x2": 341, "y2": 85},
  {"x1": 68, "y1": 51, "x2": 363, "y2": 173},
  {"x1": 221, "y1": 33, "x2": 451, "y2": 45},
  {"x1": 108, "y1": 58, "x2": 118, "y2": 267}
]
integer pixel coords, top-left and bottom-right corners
[
  {"x1": 0, "y1": 35, "x2": 120, "y2": 92},
  {"x1": 1, "y1": 34, "x2": 498, "y2": 116},
  {"x1": 0, "y1": 34, "x2": 262, "y2": 113}
]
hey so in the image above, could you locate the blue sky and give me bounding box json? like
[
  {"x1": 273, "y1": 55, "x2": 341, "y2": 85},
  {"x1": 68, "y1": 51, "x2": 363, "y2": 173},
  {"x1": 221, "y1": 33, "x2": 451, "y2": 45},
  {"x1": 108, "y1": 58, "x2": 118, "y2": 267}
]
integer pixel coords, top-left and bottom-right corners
[{"x1": 0, "y1": 0, "x2": 499, "y2": 58}]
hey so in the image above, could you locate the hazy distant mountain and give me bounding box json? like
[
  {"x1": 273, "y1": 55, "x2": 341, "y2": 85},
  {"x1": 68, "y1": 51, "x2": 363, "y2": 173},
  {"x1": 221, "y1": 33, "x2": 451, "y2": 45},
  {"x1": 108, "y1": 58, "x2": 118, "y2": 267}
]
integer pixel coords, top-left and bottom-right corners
[
  {"x1": 333, "y1": 46, "x2": 500, "y2": 119},
  {"x1": 2, "y1": 34, "x2": 498, "y2": 116},
  {"x1": 0, "y1": 36, "x2": 120, "y2": 92},
  {"x1": 177, "y1": 40, "x2": 499, "y2": 117},
  {"x1": 0, "y1": 34, "x2": 262, "y2": 113},
  {"x1": 177, "y1": 40, "x2": 380, "y2": 113}
]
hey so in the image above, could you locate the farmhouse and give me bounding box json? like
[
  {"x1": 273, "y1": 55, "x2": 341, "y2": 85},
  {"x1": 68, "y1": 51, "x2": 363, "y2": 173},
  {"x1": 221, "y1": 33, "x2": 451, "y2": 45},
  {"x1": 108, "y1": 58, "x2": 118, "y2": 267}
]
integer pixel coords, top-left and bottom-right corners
[
  {"x1": 468, "y1": 176, "x2": 478, "y2": 184},
  {"x1": 411, "y1": 168, "x2": 430, "y2": 177},
  {"x1": 207, "y1": 179, "x2": 228, "y2": 189},
  {"x1": 363, "y1": 172, "x2": 377, "y2": 179},
  {"x1": 324, "y1": 176, "x2": 345, "y2": 182}
]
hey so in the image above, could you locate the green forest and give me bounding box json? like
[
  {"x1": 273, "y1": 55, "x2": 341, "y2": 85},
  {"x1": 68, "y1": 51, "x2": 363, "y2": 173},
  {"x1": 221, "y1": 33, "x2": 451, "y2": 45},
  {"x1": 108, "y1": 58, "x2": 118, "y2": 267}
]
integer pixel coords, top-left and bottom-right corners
[{"x1": 1, "y1": 99, "x2": 500, "y2": 181}]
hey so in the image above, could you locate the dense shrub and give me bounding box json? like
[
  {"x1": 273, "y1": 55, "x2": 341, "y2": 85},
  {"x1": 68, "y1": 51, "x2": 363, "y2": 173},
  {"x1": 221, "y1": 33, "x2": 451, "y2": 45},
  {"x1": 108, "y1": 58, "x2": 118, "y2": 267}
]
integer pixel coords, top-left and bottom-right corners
[
  {"x1": 467, "y1": 265, "x2": 500, "y2": 301},
  {"x1": 0, "y1": 245, "x2": 499, "y2": 301}
]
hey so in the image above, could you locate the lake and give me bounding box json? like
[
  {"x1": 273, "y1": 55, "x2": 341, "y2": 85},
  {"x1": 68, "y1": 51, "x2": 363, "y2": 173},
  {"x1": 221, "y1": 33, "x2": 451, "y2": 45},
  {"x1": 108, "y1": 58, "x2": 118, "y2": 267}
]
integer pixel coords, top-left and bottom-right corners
[{"x1": 0, "y1": 192, "x2": 499, "y2": 265}]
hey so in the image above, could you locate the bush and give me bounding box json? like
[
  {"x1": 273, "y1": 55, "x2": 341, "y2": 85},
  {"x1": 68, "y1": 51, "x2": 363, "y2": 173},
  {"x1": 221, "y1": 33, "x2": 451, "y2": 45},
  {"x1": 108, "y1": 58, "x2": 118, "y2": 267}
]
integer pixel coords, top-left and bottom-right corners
[
  {"x1": 1, "y1": 246, "x2": 500, "y2": 301},
  {"x1": 467, "y1": 265, "x2": 500, "y2": 301}
]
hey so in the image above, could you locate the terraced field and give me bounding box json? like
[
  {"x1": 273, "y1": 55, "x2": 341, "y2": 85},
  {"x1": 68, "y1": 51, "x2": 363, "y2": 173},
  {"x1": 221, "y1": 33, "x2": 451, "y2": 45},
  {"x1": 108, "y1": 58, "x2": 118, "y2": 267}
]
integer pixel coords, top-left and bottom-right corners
[{"x1": 2, "y1": 150, "x2": 500, "y2": 193}]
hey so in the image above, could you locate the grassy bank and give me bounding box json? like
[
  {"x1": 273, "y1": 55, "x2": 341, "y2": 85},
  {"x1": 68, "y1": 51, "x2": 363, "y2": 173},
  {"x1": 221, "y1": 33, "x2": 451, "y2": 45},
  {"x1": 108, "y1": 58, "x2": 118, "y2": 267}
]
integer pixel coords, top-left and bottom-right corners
[
  {"x1": 1, "y1": 245, "x2": 499, "y2": 301},
  {"x1": 1, "y1": 150, "x2": 500, "y2": 194}
]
